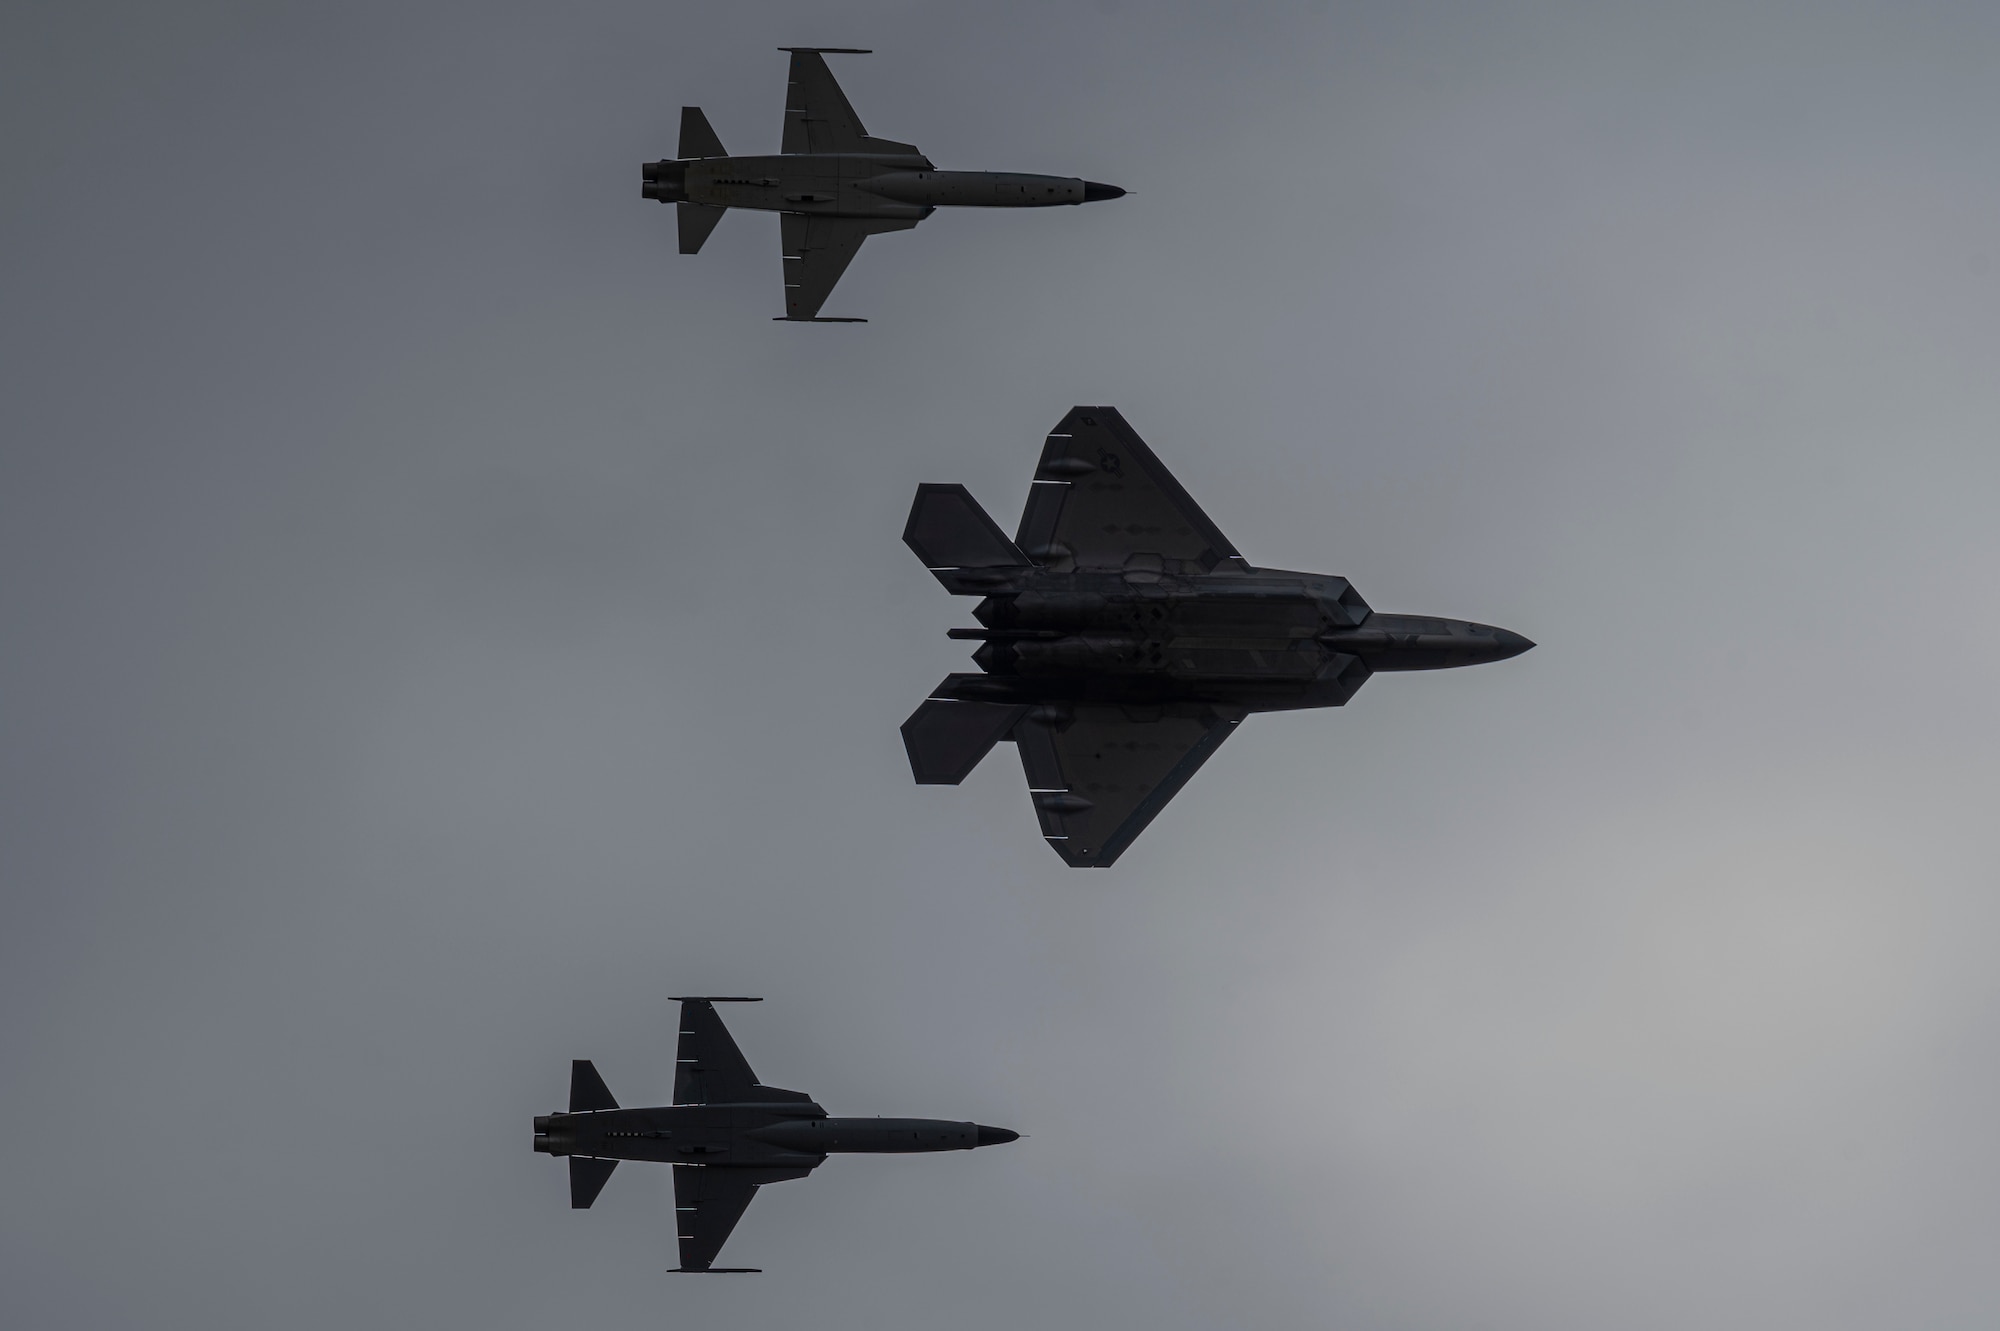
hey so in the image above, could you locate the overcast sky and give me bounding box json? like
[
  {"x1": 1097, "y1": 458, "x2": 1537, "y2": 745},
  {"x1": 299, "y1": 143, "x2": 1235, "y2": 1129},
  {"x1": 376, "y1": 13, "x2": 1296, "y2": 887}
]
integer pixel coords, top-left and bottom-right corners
[{"x1": 6, "y1": 2, "x2": 2000, "y2": 1328}]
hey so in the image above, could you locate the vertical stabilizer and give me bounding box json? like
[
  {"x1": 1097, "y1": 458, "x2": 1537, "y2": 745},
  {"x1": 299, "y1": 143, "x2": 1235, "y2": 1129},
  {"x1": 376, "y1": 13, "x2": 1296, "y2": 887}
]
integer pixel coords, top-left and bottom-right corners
[{"x1": 779, "y1": 49, "x2": 921, "y2": 156}]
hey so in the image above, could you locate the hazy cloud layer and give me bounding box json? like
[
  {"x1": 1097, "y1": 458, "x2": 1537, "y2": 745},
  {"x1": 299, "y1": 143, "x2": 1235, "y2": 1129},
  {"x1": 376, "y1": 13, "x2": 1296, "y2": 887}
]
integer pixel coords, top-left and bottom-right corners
[{"x1": 5, "y1": 3, "x2": 1999, "y2": 1328}]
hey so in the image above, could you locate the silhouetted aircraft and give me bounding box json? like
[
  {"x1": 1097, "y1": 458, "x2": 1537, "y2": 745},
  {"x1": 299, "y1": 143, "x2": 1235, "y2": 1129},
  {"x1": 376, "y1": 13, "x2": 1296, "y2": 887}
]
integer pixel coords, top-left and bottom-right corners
[
  {"x1": 534, "y1": 997, "x2": 1018, "y2": 1272},
  {"x1": 902, "y1": 406, "x2": 1534, "y2": 866},
  {"x1": 641, "y1": 48, "x2": 1125, "y2": 320}
]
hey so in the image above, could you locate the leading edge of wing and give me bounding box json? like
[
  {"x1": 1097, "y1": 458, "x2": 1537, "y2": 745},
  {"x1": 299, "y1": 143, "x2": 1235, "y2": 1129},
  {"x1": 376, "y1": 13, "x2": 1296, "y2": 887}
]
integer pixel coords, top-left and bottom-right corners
[
  {"x1": 778, "y1": 213, "x2": 919, "y2": 321},
  {"x1": 780, "y1": 49, "x2": 920, "y2": 156},
  {"x1": 1015, "y1": 707, "x2": 1242, "y2": 867},
  {"x1": 1015, "y1": 407, "x2": 1244, "y2": 571}
]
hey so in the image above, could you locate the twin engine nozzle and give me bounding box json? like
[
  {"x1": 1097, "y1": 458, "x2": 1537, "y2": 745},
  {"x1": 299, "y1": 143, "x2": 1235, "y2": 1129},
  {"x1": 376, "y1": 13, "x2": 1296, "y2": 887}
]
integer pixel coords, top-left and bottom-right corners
[
  {"x1": 640, "y1": 160, "x2": 687, "y2": 203},
  {"x1": 532, "y1": 1115, "x2": 573, "y2": 1155}
]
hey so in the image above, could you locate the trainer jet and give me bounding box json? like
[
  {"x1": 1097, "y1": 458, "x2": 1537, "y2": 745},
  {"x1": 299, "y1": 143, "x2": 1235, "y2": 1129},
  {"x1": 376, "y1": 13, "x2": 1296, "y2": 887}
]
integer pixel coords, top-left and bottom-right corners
[
  {"x1": 640, "y1": 48, "x2": 1126, "y2": 320},
  {"x1": 532, "y1": 997, "x2": 1019, "y2": 1273},
  {"x1": 901, "y1": 407, "x2": 1534, "y2": 867}
]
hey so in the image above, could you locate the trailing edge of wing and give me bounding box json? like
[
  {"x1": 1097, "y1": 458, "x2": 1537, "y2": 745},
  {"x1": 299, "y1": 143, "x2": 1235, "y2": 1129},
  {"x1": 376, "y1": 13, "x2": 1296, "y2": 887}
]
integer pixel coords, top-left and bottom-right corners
[
  {"x1": 1016, "y1": 406, "x2": 1244, "y2": 572},
  {"x1": 674, "y1": 999, "x2": 812, "y2": 1105},
  {"x1": 673, "y1": 1163, "x2": 816, "y2": 1272},
  {"x1": 778, "y1": 214, "x2": 917, "y2": 320},
  {"x1": 1013, "y1": 706, "x2": 1242, "y2": 867},
  {"x1": 780, "y1": 49, "x2": 920, "y2": 156}
]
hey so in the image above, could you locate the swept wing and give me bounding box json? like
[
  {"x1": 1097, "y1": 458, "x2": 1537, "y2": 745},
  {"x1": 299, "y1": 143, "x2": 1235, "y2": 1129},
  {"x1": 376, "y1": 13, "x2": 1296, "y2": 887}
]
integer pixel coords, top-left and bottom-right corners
[
  {"x1": 778, "y1": 213, "x2": 917, "y2": 320},
  {"x1": 1015, "y1": 406, "x2": 1245, "y2": 572},
  {"x1": 672, "y1": 998, "x2": 811, "y2": 1105},
  {"x1": 1013, "y1": 704, "x2": 1241, "y2": 867},
  {"x1": 672, "y1": 1163, "x2": 816, "y2": 1273},
  {"x1": 779, "y1": 48, "x2": 922, "y2": 155}
]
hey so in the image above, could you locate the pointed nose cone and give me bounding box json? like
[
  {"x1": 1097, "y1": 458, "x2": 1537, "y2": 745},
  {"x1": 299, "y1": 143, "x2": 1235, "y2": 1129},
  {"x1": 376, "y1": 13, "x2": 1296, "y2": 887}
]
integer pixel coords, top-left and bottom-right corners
[
  {"x1": 1081, "y1": 180, "x2": 1126, "y2": 202},
  {"x1": 1493, "y1": 629, "x2": 1535, "y2": 661},
  {"x1": 975, "y1": 1124, "x2": 1020, "y2": 1147}
]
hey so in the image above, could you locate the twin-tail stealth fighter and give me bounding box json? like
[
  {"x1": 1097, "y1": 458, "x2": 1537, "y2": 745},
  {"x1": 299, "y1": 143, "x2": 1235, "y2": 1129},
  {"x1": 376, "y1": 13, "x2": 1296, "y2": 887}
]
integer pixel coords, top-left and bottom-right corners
[
  {"x1": 533, "y1": 997, "x2": 1019, "y2": 1272},
  {"x1": 901, "y1": 407, "x2": 1535, "y2": 867},
  {"x1": 640, "y1": 48, "x2": 1126, "y2": 321}
]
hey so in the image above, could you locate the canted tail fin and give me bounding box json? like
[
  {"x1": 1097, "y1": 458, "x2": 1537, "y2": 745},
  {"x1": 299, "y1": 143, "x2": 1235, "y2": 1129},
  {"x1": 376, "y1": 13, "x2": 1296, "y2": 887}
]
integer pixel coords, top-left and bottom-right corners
[{"x1": 680, "y1": 107, "x2": 727, "y2": 159}]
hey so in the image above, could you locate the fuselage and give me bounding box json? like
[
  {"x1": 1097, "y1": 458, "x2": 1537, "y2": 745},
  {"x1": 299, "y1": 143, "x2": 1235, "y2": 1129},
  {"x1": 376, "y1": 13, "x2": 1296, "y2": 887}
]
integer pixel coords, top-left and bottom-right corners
[
  {"x1": 642, "y1": 154, "x2": 1119, "y2": 216},
  {"x1": 932, "y1": 565, "x2": 1533, "y2": 713},
  {"x1": 534, "y1": 1102, "x2": 1010, "y2": 1167}
]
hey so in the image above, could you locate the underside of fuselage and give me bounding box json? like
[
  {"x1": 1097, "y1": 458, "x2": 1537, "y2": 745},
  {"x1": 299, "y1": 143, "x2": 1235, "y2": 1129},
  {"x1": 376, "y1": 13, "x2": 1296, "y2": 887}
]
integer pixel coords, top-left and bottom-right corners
[
  {"x1": 644, "y1": 155, "x2": 1111, "y2": 215},
  {"x1": 927, "y1": 571, "x2": 1531, "y2": 714}
]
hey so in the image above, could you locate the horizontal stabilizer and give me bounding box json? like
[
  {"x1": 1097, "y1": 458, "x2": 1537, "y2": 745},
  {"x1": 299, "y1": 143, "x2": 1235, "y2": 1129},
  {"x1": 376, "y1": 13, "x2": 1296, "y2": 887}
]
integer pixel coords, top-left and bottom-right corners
[
  {"x1": 904, "y1": 484, "x2": 1031, "y2": 571},
  {"x1": 570, "y1": 1059, "x2": 618, "y2": 1113},
  {"x1": 569, "y1": 1156, "x2": 618, "y2": 1209},
  {"x1": 902, "y1": 696, "x2": 1028, "y2": 785},
  {"x1": 678, "y1": 201, "x2": 727, "y2": 255},
  {"x1": 680, "y1": 106, "x2": 727, "y2": 159}
]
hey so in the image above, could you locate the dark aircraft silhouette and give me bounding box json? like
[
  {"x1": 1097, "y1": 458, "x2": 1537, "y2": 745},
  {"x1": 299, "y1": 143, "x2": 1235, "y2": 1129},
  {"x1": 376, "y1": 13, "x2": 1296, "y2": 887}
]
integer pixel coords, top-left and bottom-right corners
[
  {"x1": 640, "y1": 48, "x2": 1125, "y2": 321},
  {"x1": 533, "y1": 997, "x2": 1018, "y2": 1272},
  {"x1": 901, "y1": 406, "x2": 1535, "y2": 867}
]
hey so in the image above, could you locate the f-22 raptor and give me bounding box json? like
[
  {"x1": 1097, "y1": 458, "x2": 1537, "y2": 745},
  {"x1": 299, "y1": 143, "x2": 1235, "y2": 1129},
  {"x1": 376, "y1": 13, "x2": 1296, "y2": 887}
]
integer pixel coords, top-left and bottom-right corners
[
  {"x1": 533, "y1": 998, "x2": 1018, "y2": 1272},
  {"x1": 901, "y1": 407, "x2": 1535, "y2": 867},
  {"x1": 641, "y1": 48, "x2": 1126, "y2": 321}
]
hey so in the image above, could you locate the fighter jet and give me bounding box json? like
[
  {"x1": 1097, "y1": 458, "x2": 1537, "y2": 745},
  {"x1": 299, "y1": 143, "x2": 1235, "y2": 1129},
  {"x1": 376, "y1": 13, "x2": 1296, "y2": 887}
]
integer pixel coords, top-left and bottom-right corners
[
  {"x1": 640, "y1": 48, "x2": 1126, "y2": 321},
  {"x1": 901, "y1": 406, "x2": 1535, "y2": 867},
  {"x1": 532, "y1": 997, "x2": 1019, "y2": 1273}
]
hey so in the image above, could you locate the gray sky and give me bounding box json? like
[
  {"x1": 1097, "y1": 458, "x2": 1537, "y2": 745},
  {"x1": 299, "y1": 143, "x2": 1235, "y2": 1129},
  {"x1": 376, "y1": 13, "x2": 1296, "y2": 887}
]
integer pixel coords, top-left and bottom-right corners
[{"x1": 6, "y1": 2, "x2": 2000, "y2": 1327}]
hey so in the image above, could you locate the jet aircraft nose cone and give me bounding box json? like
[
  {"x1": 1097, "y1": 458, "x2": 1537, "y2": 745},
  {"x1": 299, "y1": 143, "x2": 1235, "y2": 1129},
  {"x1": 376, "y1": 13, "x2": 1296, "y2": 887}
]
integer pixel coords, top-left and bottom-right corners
[
  {"x1": 975, "y1": 1124, "x2": 1020, "y2": 1147},
  {"x1": 1081, "y1": 180, "x2": 1126, "y2": 202},
  {"x1": 1492, "y1": 629, "x2": 1535, "y2": 660}
]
